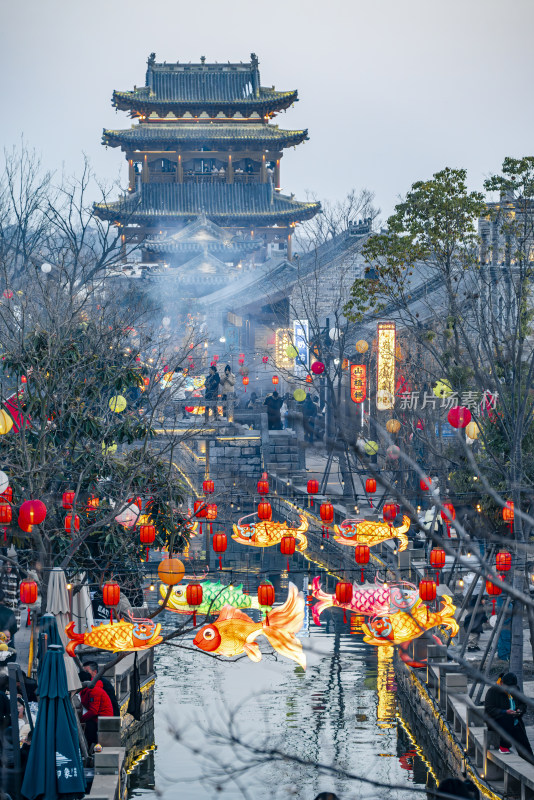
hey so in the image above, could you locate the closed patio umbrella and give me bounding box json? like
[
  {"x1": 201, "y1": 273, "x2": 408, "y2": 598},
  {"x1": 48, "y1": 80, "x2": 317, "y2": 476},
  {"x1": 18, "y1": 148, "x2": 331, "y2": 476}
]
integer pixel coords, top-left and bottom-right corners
[
  {"x1": 46, "y1": 568, "x2": 81, "y2": 692},
  {"x1": 71, "y1": 575, "x2": 94, "y2": 634},
  {"x1": 21, "y1": 644, "x2": 85, "y2": 800}
]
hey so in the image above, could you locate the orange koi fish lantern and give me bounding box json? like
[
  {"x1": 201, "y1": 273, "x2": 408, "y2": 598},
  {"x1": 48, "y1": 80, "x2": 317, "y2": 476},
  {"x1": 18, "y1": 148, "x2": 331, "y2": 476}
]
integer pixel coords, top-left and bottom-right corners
[
  {"x1": 334, "y1": 516, "x2": 410, "y2": 552},
  {"x1": 319, "y1": 501, "x2": 334, "y2": 539},
  {"x1": 362, "y1": 595, "x2": 458, "y2": 646},
  {"x1": 212, "y1": 533, "x2": 227, "y2": 570},
  {"x1": 65, "y1": 617, "x2": 162, "y2": 656},
  {"x1": 307, "y1": 479, "x2": 319, "y2": 506},
  {"x1": 193, "y1": 582, "x2": 306, "y2": 668},
  {"x1": 232, "y1": 513, "x2": 308, "y2": 552}
]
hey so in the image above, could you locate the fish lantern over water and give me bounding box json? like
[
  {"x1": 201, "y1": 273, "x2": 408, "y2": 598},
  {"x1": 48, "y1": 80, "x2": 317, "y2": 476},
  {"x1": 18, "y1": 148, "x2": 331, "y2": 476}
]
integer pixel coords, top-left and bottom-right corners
[
  {"x1": 496, "y1": 550, "x2": 512, "y2": 573},
  {"x1": 232, "y1": 513, "x2": 308, "y2": 552},
  {"x1": 62, "y1": 490, "x2": 75, "y2": 509},
  {"x1": 203, "y1": 479, "x2": 214, "y2": 495},
  {"x1": 193, "y1": 582, "x2": 306, "y2": 668},
  {"x1": 212, "y1": 533, "x2": 227, "y2": 569},
  {"x1": 319, "y1": 501, "x2": 334, "y2": 539},
  {"x1": 311, "y1": 577, "x2": 420, "y2": 625},
  {"x1": 354, "y1": 543, "x2": 370, "y2": 583},
  {"x1": 280, "y1": 535, "x2": 296, "y2": 570},
  {"x1": 257, "y1": 474, "x2": 269, "y2": 495},
  {"x1": 158, "y1": 558, "x2": 185, "y2": 586},
  {"x1": 66, "y1": 617, "x2": 162, "y2": 655},
  {"x1": 257, "y1": 501, "x2": 272, "y2": 521},
  {"x1": 336, "y1": 581, "x2": 353, "y2": 623},
  {"x1": 362, "y1": 595, "x2": 458, "y2": 646},
  {"x1": 447, "y1": 406, "x2": 471, "y2": 429},
  {"x1": 307, "y1": 479, "x2": 319, "y2": 506},
  {"x1": 161, "y1": 580, "x2": 263, "y2": 617},
  {"x1": 311, "y1": 361, "x2": 325, "y2": 375},
  {"x1": 20, "y1": 580, "x2": 38, "y2": 606},
  {"x1": 486, "y1": 578, "x2": 502, "y2": 614},
  {"x1": 186, "y1": 582, "x2": 203, "y2": 626},
  {"x1": 335, "y1": 515, "x2": 410, "y2": 552},
  {"x1": 429, "y1": 548, "x2": 446, "y2": 585}
]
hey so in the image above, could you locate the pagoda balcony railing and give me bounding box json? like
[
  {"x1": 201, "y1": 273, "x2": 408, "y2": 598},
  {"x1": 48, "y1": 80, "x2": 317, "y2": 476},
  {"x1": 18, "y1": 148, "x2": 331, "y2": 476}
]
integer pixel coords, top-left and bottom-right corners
[{"x1": 147, "y1": 172, "x2": 262, "y2": 185}]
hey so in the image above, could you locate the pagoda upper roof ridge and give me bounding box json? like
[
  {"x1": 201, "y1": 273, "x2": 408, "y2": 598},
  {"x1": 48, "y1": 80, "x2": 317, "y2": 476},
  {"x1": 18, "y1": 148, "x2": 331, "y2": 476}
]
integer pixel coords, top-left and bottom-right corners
[{"x1": 145, "y1": 52, "x2": 260, "y2": 71}]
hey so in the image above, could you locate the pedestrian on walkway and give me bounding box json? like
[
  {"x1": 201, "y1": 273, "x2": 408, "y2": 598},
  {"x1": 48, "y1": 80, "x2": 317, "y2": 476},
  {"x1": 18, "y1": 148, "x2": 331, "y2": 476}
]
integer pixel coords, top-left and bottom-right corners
[
  {"x1": 77, "y1": 669, "x2": 114, "y2": 746},
  {"x1": 0, "y1": 590, "x2": 17, "y2": 647},
  {"x1": 204, "y1": 365, "x2": 220, "y2": 421},
  {"x1": 302, "y1": 394, "x2": 317, "y2": 443},
  {"x1": 464, "y1": 598, "x2": 488, "y2": 652},
  {"x1": 484, "y1": 672, "x2": 534, "y2": 759},
  {"x1": 264, "y1": 391, "x2": 283, "y2": 430},
  {"x1": 220, "y1": 365, "x2": 236, "y2": 418},
  {"x1": 83, "y1": 661, "x2": 120, "y2": 716}
]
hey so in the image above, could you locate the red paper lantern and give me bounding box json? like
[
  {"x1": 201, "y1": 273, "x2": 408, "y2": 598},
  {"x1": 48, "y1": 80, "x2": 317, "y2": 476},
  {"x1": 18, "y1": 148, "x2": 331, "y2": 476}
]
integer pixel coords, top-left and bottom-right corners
[
  {"x1": 447, "y1": 406, "x2": 472, "y2": 429},
  {"x1": 1, "y1": 488, "x2": 13, "y2": 503},
  {"x1": 262, "y1": 356, "x2": 268, "y2": 364},
  {"x1": 19, "y1": 580, "x2": 38, "y2": 605},
  {"x1": 355, "y1": 543, "x2": 370, "y2": 582},
  {"x1": 206, "y1": 504, "x2": 218, "y2": 521},
  {"x1": 87, "y1": 496, "x2": 99, "y2": 509},
  {"x1": 419, "y1": 477, "x2": 432, "y2": 492},
  {"x1": 62, "y1": 490, "x2": 75, "y2": 509},
  {"x1": 257, "y1": 582, "x2": 275, "y2": 608},
  {"x1": 203, "y1": 479, "x2": 214, "y2": 495},
  {"x1": 280, "y1": 534, "x2": 296, "y2": 570},
  {"x1": 102, "y1": 582, "x2": 120, "y2": 621},
  {"x1": 139, "y1": 524, "x2": 156, "y2": 544},
  {"x1": 238, "y1": 353, "x2": 245, "y2": 365},
  {"x1": 257, "y1": 474, "x2": 269, "y2": 495},
  {"x1": 242, "y1": 376, "x2": 249, "y2": 388},
  {"x1": 272, "y1": 375, "x2": 279, "y2": 385},
  {"x1": 502, "y1": 501, "x2": 514, "y2": 522},
  {"x1": 186, "y1": 582, "x2": 203, "y2": 626},
  {"x1": 486, "y1": 578, "x2": 502, "y2": 615},
  {"x1": 194, "y1": 500, "x2": 207, "y2": 518},
  {"x1": 212, "y1": 532, "x2": 227, "y2": 569},
  {"x1": 429, "y1": 547, "x2": 446, "y2": 585},
  {"x1": 0, "y1": 503, "x2": 12, "y2": 525},
  {"x1": 383, "y1": 503, "x2": 400, "y2": 523},
  {"x1": 365, "y1": 478, "x2": 377, "y2": 494},
  {"x1": 257, "y1": 501, "x2": 272, "y2": 521},
  {"x1": 19, "y1": 500, "x2": 47, "y2": 527},
  {"x1": 307, "y1": 479, "x2": 319, "y2": 506},
  {"x1": 64, "y1": 514, "x2": 80, "y2": 533},
  {"x1": 320, "y1": 501, "x2": 334, "y2": 539},
  {"x1": 441, "y1": 501, "x2": 456, "y2": 537},
  {"x1": 311, "y1": 361, "x2": 325, "y2": 375},
  {"x1": 496, "y1": 551, "x2": 512, "y2": 573},
  {"x1": 306, "y1": 375, "x2": 313, "y2": 383},
  {"x1": 419, "y1": 578, "x2": 436, "y2": 603},
  {"x1": 336, "y1": 581, "x2": 353, "y2": 606}
]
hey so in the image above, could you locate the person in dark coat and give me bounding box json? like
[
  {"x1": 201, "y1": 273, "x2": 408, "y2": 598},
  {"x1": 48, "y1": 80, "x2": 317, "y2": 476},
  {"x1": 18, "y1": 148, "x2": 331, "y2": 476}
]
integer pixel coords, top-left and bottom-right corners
[
  {"x1": 204, "y1": 366, "x2": 220, "y2": 420},
  {"x1": 484, "y1": 672, "x2": 534, "y2": 758},
  {"x1": 83, "y1": 661, "x2": 120, "y2": 717},
  {"x1": 77, "y1": 669, "x2": 114, "y2": 746},
  {"x1": 0, "y1": 590, "x2": 17, "y2": 645},
  {"x1": 302, "y1": 394, "x2": 318, "y2": 442},
  {"x1": 264, "y1": 391, "x2": 283, "y2": 430}
]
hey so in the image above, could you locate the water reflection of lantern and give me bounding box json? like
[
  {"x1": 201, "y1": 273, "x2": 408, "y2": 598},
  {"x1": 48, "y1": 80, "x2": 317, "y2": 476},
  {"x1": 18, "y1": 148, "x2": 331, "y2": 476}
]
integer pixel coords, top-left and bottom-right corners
[
  {"x1": 203, "y1": 479, "x2": 214, "y2": 495},
  {"x1": 103, "y1": 581, "x2": 120, "y2": 622},
  {"x1": 272, "y1": 375, "x2": 279, "y2": 385},
  {"x1": 365, "y1": 478, "x2": 376, "y2": 508},
  {"x1": 429, "y1": 548, "x2": 446, "y2": 585},
  {"x1": 257, "y1": 501, "x2": 272, "y2": 521},
  {"x1": 186, "y1": 582, "x2": 203, "y2": 626},
  {"x1": 486, "y1": 578, "x2": 502, "y2": 614},
  {"x1": 257, "y1": 474, "x2": 269, "y2": 495},
  {"x1": 441, "y1": 501, "x2": 456, "y2": 536},
  {"x1": 319, "y1": 501, "x2": 334, "y2": 538},
  {"x1": 503, "y1": 501, "x2": 514, "y2": 534},
  {"x1": 280, "y1": 535, "x2": 296, "y2": 571},
  {"x1": 336, "y1": 581, "x2": 353, "y2": 623},
  {"x1": 355, "y1": 544, "x2": 370, "y2": 583},
  {"x1": 62, "y1": 490, "x2": 75, "y2": 509},
  {"x1": 307, "y1": 479, "x2": 319, "y2": 506},
  {"x1": 212, "y1": 532, "x2": 227, "y2": 569},
  {"x1": 496, "y1": 551, "x2": 512, "y2": 574},
  {"x1": 20, "y1": 580, "x2": 38, "y2": 605}
]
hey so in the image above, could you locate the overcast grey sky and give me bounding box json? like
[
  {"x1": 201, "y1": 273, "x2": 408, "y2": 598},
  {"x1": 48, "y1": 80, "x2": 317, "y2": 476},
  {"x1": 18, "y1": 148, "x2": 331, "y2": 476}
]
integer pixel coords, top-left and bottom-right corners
[{"x1": 2, "y1": 0, "x2": 533, "y2": 218}]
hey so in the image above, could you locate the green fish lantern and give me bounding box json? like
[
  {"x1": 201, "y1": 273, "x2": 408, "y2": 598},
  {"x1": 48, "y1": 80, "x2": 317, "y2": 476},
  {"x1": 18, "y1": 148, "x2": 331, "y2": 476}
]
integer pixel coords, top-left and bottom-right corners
[{"x1": 159, "y1": 580, "x2": 265, "y2": 617}]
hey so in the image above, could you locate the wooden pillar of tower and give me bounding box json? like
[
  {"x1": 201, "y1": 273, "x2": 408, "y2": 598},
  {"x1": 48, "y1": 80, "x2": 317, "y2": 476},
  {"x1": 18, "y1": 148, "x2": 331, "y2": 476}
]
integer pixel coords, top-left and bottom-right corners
[
  {"x1": 274, "y1": 158, "x2": 281, "y2": 190},
  {"x1": 227, "y1": 154, "x2": 234, "y2": 183},
  {"x1": 176, "y1": 152, "x2": 183, "y2": 183},
  {"x1": 141, "y1": 155, "x2": 148, "y2": 183},
  {"x1": 128, "y1": 159, "x2": 135, "y2": 192},
  {"x1": 287, "y1": 231, "x2": 292, "y2": 262},
  {"x1": 260, "y1": 154, "x2": 267, "y2": 183}
]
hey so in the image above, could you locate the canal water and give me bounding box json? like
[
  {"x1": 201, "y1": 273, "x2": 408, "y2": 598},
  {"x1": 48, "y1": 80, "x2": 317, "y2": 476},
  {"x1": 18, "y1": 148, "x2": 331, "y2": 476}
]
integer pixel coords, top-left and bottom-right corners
[{"x1": 130, "y1": 573, "x2": 431, "y2": 799}]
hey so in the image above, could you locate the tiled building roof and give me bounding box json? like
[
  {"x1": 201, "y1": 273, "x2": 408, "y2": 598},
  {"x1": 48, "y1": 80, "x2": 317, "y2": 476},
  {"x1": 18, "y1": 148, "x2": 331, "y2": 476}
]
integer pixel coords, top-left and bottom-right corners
[{"x1": 102, "y1": 123, "x2": 308, "y2": 150}]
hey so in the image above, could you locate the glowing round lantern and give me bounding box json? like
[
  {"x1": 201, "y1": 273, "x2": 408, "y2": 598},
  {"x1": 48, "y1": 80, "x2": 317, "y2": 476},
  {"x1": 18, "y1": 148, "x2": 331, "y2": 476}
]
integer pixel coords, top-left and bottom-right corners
[
  {"x1": 0, "y1": 503, "x2": 12, "y2": 525},
  {"x1": 419, "y1": 579, "x2": 436, "y2": 604},
  {"x1": 386, "y1": 419, "x2": 401, "y2": 434},
  {"x1": 293, "y1": 388, "x2": 306, "y2": 402},
  {"x1": 383, "y1": 503, "x2": 400, "y2": 523},
  {"x1": 0, "y1": 472, "x2": 9, "y2": 495},
  {"x1": 242, "y1": 376, "x2": 249, "y2": 390},
  {"x1": 433, "y1": 379, "x2": 452, "y2": 398},
  {"x1": 355, "y1": 340, "x2": 369, "y2": 354},
  {"x1": 158, "y1": 558, "x2": 185, "y2": 586},
  {"x1": 496, "y1": 551, "x2": 512, "y2": 573},
  {"x1": 0, "y1": 411, "x2": 13, "y2": 435},
  {"x1": 486, "y1": 578, "x2": 502, "y2": 614},
  {"x1": 363, "y1": 440, "x2": 378, "y2": 456},
  {"x1": 203, "y1": 479, "x2": 214, "y2": 495},
  {"x1": 280, "y1": 535, "x2": 296, "y2": 570},
  {"x1": 307, "y1": 479, "x2": 319, "y2": 507},
  {"x1": 286, "y1": 345, "x2": 298, "y2": 359},
  {"x1": 257, "y1": 474, "x2": 269, "y2": 495},
  {"x1": 212, "y1": 533, "x2": 227, "y2": 569},
  {"x1": 311, "y1": 361, "x2": 325, "y2": 375},
  {"x1": 258, "y1": 501, "x2": 272, "y2": 521},
  {"x1": 320, "y1": 501, "x2": 334, "y2": 539},
  {"x1": 466, "y1": 421, "x2": 480, "y2": 440},
  {"x1": 62, "y1": 490, "x2": 75, "y2": 509},
  {"x1": 20, "y1": 580, "x2": 38, "y2": 606},
  {"x1": 502, "y1": 501, "x2": 514, "y2": 531},
  {"x1": 102, "y1": 581, "x2": 120, "y2": 621},
  {"x1": 206, "y1": 504, "x2": 218, "y2": 521},
  {"x1": 87, "y1": 496, "x2": 99, "y2": 509},
  {"x1": 420, "y1": 477, "x2": 432, "y2": 492},
  {"x1": 64, "y1": 514, "x2": 80, "y2": 533},
  {"x1": 306, "y1": 375, "x2": 313, "y2": 383},
  {"x1": 186, "y1": 582, "x2": 203, "y2": 626},
  {"x1": 429, "y1": 547, "x2": 446, "y2": 585},
  {"x1": 272, "y1": 375, "x2": 279, "y2": 385},
  {"x1": 115, "y1": 503, "x2": 139, "y2": 529},
  {"x1": 355, "y1": 543, "x2": 370, "y2": 582},
  {"x1": 447, "y1": 406, "x2": 472, "y2": 429},
  {"x1": 386, "y1": 445, "x2": 400, "y2": 460},
  {"x1": 109, "y1": 395, "x2": 127, "y2": 413},
  {"x1": 365, "y1": 478, "x2": 377, "y2": 494},
  {"x1": 19, "y1": 500, "x2": 47, "y2": 527}
]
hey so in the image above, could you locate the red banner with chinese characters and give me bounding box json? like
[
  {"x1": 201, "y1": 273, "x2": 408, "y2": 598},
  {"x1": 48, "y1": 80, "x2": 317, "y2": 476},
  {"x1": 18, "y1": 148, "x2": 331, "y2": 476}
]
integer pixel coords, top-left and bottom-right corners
[{"x1": 350, "y1": 364, "x2": 367, "y2": 403}]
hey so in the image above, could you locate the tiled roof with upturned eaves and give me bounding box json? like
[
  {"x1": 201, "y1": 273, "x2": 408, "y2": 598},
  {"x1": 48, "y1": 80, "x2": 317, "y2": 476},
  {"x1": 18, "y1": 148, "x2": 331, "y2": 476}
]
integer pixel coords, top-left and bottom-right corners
[
  {"x1": 94, "y1": 183, "x2": 320, "y2": 226},
  {"x1": 102, "y1": 123, "x2": 307, "y2": 150}
]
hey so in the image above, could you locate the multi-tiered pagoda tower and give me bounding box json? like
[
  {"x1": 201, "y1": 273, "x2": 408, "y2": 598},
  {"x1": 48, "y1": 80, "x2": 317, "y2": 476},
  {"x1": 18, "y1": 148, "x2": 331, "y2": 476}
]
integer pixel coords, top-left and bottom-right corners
[{"x1": 95, "y1": 53, "x2": 319, "y2": 290}]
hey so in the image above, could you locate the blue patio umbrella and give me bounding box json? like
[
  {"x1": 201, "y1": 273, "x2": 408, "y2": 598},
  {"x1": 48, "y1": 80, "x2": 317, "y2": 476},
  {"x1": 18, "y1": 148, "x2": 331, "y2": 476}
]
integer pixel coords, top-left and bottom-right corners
[
  {"x1": 21, "y1": 644, "x2": 85, "y2": 800},
  {"x1": 37, "y1": 614, "x2": 62, "y2": 679}
]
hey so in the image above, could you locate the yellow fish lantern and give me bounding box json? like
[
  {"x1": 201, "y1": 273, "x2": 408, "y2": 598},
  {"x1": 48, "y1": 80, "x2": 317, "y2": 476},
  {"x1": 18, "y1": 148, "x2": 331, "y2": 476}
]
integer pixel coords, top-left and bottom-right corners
[
  {"x1": 109, "y1": 395, "x2": 127, "y2": 413},
  {"x1": 334, "y1": 516, "x2": 410, "y2": 552},
  {"x1": 65, "y1": 618, "x2": 162, "y2": 655},
  {"x1": 0, "y1": 411, "x2": 13, "y2": 435},
  {"x1": 361, "y1": 595, "x2": 459, "y2": 646},
  {"x1": 193, "y1": 583, "x2": 306, "y2": 668},
  {"x1": 232, "y1": 513, "x2": 308, "y2": 552}
]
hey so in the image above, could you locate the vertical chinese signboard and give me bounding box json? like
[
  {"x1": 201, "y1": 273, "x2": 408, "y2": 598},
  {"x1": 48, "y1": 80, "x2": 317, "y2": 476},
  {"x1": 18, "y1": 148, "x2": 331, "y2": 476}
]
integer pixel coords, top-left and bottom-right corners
[
  {"x1": 292, "y1": 320, "x2": 309, "y2": 377},
  {"x1": 376, "y1": 322, "x2": 396, "y2": 410},
  {"x1": 350, "y1": 365, "x2": 367, "y2": 403},
  {"x1": 274, "y1": 328, "x2": 294, "y2": 370}
]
